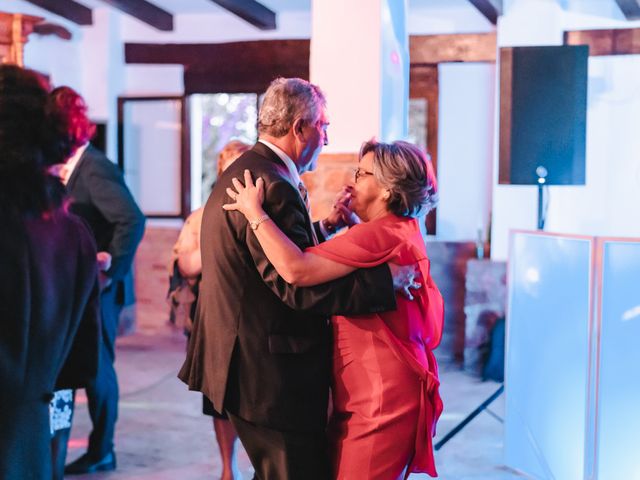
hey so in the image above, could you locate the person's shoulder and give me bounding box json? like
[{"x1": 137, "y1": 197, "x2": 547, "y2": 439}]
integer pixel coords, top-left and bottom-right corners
[
  {"x1": 186, "y1": 207, "x2": 204, "y2": 224},
  {"x1": 224, "y1": 153, "x2": 289, "y2": 186},
  {"x1": 82, "y1": 146, "x2": 119, "y2": 175},
  {"x1": 53, "y1": 208, "x2": 97, "y2": 250},
  {"x1": 183, "y1": 207, "x2": 204, "y2": 231}
]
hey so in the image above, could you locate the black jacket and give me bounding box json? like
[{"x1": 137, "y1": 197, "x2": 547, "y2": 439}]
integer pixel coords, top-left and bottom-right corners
[
  {"x1": 0, "y1": 209, "x2": 100, "y2": 479},
  {"x1": 66, "y1": 144, "x2": 145, "y2": 306},
  {"x1": 179, "y1": 142, "x2": 396, "y2": 432}
]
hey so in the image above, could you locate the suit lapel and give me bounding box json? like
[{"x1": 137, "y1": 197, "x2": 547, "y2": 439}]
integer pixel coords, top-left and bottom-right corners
[{"x1": 65, "y1": 145, "x2": 91, "y2": 191}]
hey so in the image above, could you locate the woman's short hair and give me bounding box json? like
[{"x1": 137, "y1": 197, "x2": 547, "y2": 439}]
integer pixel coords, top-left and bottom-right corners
[
  {"x1": 0, "y1": 65, "x2": 70, "y2": 215},
  {"x1": 258, "y1": 77, "x2": 326, "y2": 138},
  {"x1": 49, "y1": 86, "x2": 96, "y2": 153},
  {"x1": 217, "y1": 140, "x2": 251, "y2": 176},
  {"x1": 360, "y1": 140, "x2": 438, "y2": 218}
]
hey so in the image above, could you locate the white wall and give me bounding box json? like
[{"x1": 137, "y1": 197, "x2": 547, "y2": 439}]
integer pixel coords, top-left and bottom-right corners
[
  {"x1": 436, "y1": 62, "x2": 496, "y2": 241},
  {"x1": 6, "y1": 0, "x2": 500, "y2": 235},
  {"x1": 408, "y1": 3, "x2": 493, "y2": 35},
  {"x1": 544, "y1": 55, "x2": 640, "y2": 238},
  {"x1": 7, "y1": 1, "x2": 313, "y2": 161}
]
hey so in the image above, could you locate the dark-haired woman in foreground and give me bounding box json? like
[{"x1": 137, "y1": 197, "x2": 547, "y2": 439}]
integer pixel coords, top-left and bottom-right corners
[
  {"x1": 0, "y1": 65, "x2": 100, "y2": 480},
  {"x1": 224, "y1": 140, "x2": 444, "y2": 479}
]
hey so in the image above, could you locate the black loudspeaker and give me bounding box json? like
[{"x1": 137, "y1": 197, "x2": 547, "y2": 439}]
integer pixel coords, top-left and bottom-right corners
[{"x1": 499, "y1": 45, "x2": 588, "y2": 185}]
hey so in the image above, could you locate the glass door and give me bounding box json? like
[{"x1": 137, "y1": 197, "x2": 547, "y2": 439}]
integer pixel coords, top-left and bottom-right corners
[{"x1": 118, "y1": 96, "x2": 187, "y2": 218}]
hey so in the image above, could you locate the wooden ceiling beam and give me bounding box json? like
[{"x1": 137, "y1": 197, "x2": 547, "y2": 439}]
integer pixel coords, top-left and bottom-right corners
[
  {"x1": 97, "y1": 0, "x2": 173, "y2": 31},
  {"x1": 208, "y1": 0, "x2": 276, "y2": 30},
  {"x1": 125, "y1": 40, "x2": 309, "y2": 68},
  {"x1": 467, "y1": 0, "x2": 502, "y2": 25},
  {"x1": 410, "y1": 33, "x2": 497, "y2": 63},
  {"x1": 565, "y1": 27, "x2": 640, "y2": 55},
  {"x1": 24, "y1": 0, "x2": 92, "y2": 26},
  {"x1": 614, "y1": 0, "x2": 640, "y2": 20},
  {"x1": 33, "y1": 22, "x2": 73, "y2": 40},
  {"x1": 125, "y1": 34, "x2": 499, "y2": 71}
]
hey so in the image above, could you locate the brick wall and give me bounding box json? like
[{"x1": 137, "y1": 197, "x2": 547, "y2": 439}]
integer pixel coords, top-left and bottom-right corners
[{"x1": 302, "y1": 152, "x2": 359, "y2": 222}]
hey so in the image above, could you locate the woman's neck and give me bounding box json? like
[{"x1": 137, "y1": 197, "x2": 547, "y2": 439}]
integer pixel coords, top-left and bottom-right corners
[{"x1": 362, "y1": 203, "x2": 389, "y2": 223}]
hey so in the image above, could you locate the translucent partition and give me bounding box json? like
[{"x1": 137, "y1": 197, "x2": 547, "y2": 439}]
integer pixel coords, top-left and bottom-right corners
[
  {"x1": 505, "y1": 232, "x2": 593, "y2": 480},
  {"x1": 596, "y1": 239, "x2": 640, "y2": 479}
]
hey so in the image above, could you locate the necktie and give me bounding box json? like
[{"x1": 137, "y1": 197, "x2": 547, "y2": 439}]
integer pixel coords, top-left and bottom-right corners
[
  {"x1": 298, "y1": 181, "x2": 318, "y2": 245},
  {"x1": 298, "y1": 181, "x2": 311, "y2": 212}
]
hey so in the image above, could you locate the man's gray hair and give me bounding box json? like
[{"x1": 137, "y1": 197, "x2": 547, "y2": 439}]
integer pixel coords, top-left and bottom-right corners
[{"x1": 258, "y1": 77, "x2": 327, "y2": 138}]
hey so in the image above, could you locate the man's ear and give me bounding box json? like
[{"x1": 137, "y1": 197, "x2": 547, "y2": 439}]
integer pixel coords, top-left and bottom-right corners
[{"x1": 293, "y1": 118, "x2": 306, "y2": 140}]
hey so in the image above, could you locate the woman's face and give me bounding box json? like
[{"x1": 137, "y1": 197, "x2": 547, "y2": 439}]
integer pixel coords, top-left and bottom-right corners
[{"x1": 350, "y1": 152, "x2": 389, "y2": 222}]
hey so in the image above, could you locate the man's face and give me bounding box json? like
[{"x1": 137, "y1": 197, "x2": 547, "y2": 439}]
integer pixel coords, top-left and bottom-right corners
[{"x1": 294, "y1": 108, "x2": 329, "y2": 174}]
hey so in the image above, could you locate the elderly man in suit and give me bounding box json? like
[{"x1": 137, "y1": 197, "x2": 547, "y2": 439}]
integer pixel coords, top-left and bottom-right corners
[
  {"x1": 179, "y1": 77, "x2": 415, "y2": 479},
  {"x1": 48, "y1": 87, "x2": 146, "y2": 475}
]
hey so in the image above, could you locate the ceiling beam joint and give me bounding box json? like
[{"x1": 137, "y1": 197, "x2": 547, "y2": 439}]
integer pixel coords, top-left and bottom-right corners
[
  {"x1": 467, "y1": 0, "x2": 502, "y2": 25},
  {"x1": 208, "y1": 0, "x2": 276, "y2": 30},
  {"x1": 24, "y1": 0, "x2": 92, "y2": 26},
  {"x1": 614, "y1": 0, "x2": 640, "y2": 20},
  {"x1": 97, "y1": 0, "x2": 173, "y2": 31}
]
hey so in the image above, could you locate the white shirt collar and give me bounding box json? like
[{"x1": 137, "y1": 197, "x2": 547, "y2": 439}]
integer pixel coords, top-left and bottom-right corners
[
  {"x1": 258, "y1": 139, "x2": 301, "y2": 186},
  {"x1": 62, "y1": 142, "x2": 90, "y2": 185}
]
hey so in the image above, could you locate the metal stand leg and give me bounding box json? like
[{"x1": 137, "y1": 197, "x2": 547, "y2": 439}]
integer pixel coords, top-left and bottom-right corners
[{"x1": 434, "y1": 384, "x2": 504, "y2": 451}]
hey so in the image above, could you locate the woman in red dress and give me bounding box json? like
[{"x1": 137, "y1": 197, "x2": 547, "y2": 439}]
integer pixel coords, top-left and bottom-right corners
[{"x1": 224, "y1": 140, "x2": 443, "y2": 479}]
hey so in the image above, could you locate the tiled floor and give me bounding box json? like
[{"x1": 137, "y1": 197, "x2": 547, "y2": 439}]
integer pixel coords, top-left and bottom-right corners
[
  {"x1": 66, "y1": 326, "x2": 527, "y2": 480},
  {"x1": 65, "y1": 227, "x2": 528, "y2": 479}
]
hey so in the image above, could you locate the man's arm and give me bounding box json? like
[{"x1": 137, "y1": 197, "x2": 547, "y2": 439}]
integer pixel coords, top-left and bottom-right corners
[
  {"x1": 88, "y1": 155, "x2": 146, "y2": 281},
  {"x1": 239, "y1": 179, "x2": 396, "y2": 317}
]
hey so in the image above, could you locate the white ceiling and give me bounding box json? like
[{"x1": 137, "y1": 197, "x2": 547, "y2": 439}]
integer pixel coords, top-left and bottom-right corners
[
  {"x1": 79, "y1": 0, "x2": 477, "y2": 15},
  {"x1": 80, "y1": 0, "x2": 312, "y2": 15}
]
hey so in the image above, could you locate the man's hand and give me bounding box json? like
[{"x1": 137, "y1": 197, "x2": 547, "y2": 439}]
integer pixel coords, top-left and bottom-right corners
[
  {"x1": 97, "y1": 251, "x2": 112, "y2": 271},
  {"x1": 389, "y1": 263, "x2": 422, "y2": 301},
  {"x1": 97, "y1": 251, "x2": 113, "y2": 290}
]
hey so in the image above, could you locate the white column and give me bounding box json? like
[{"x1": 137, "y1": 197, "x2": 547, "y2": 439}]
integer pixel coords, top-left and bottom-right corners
[
  {"x1": 78, "y1": 7, "x2": 125, "y2": 161},
  {"x1": 310, "y1": 0, "x2": 408, "y2": 152}
]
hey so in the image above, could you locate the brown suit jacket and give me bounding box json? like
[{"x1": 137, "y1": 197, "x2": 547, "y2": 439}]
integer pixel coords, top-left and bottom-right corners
[{"x1": 179, "y1": 142, "x2": 396, "y2": 432}]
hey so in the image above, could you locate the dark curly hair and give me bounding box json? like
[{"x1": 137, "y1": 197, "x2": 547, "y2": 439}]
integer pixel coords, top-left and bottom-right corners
[
  {"x1": 359, "y1": 140, "x2": 438, "y2": 218},
  {"x1": 0, "y1": 65, "x2": 72, "y2": 216}
]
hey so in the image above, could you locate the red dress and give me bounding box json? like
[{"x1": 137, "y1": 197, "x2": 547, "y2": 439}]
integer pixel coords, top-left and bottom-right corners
[{"x1": 309, "y1": 214, "x2": 444, "y2": 479}]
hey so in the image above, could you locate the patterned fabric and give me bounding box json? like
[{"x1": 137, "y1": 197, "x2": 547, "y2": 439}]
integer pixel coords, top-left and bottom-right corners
[{"x1": 49, "y1": 390, "x2": 73, "y2": 436}]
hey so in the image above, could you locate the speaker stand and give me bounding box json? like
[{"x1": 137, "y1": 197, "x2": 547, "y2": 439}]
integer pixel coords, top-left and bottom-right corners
[
  {"x1": 434, "y1": 384, "x2": 504, "y2": 451},
  {"x1": 537, "y1": 183, "x2": 545, "y2": 230}
]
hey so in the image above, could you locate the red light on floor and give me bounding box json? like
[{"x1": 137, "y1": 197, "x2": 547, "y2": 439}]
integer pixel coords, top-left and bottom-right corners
[
  {"x1": 76, "y1": 391, "x2": 88, "y2": 404},
  {"x1": 67, "y1": 438, "x2": 88, "y2": 449}
]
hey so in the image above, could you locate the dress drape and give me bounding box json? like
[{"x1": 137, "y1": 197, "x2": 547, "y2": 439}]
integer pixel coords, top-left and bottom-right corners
[{"x1": 309, "y1": 214, "x2": 444, "y2": 478}]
